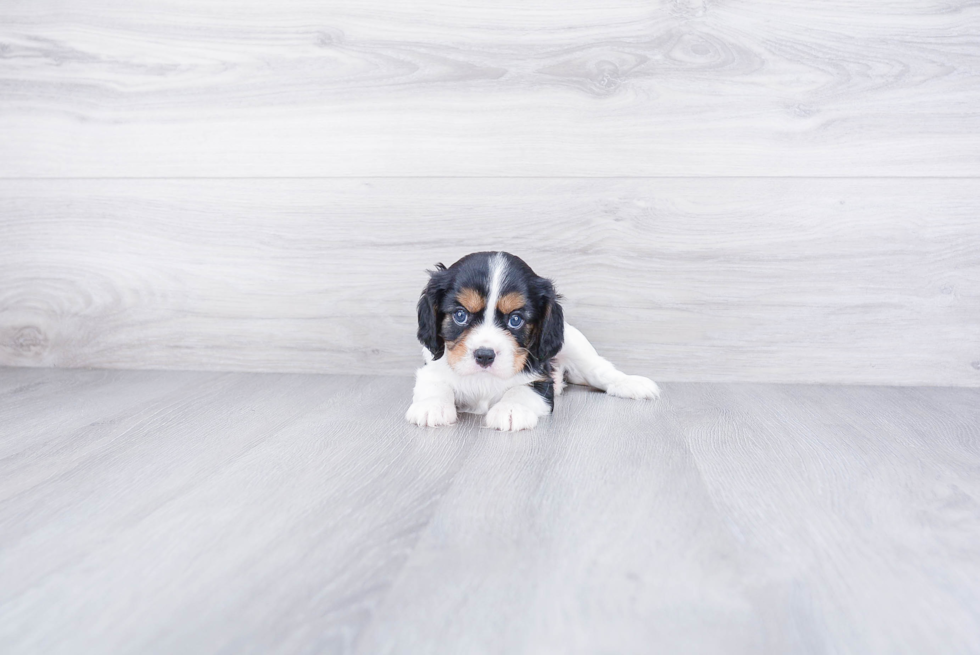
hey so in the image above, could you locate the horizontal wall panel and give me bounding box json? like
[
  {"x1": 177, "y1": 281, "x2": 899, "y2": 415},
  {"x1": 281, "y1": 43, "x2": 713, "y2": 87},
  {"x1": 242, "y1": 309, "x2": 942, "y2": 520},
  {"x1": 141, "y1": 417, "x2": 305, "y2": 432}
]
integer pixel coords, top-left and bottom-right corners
[
  {"x1": 1, "y1": 1, "x2": 979, "y2": 177},
  {"x1": 1, "y1": 178, "x2": 977, "y2": 385}
]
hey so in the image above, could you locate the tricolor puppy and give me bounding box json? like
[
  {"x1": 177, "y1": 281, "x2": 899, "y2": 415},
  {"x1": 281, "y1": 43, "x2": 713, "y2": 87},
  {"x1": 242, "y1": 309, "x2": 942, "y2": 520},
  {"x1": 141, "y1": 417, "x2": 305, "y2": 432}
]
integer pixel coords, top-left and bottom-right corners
[{"x1": 406, "y1": 251, "x2": 660, "y2": 431}]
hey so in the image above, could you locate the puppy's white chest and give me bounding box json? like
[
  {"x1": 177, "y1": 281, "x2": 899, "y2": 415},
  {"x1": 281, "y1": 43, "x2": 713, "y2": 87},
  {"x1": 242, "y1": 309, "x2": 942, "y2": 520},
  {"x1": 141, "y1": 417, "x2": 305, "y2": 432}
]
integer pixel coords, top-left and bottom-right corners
[
  {"x1": 459, "y1": 396, "x2": 494, "y2": 415},
  {"x1": 452, "y1": 372, "x2": 529, "y2": 416}
]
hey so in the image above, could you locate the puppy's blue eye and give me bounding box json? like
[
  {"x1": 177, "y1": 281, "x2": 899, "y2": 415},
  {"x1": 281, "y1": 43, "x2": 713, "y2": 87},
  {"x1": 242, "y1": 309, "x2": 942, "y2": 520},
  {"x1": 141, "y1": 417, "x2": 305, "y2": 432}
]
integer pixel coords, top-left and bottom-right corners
[
  {"x1": 453, "y1": 309, "x2": 469, "y2": 325},
  {"x1": 507, "y1": 314, "x2": 524, "y2": 329}
]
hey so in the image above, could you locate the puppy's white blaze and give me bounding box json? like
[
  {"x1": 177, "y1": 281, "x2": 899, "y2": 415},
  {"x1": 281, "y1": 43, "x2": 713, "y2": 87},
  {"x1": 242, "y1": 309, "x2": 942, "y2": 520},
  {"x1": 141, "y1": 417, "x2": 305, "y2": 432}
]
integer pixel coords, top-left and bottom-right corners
[
  {"x1": 483, "y1": 252, "x2": 507, "y2": 327},
  {"x1": 457, "y1": 252, "x2": 516, "y2": 378}
]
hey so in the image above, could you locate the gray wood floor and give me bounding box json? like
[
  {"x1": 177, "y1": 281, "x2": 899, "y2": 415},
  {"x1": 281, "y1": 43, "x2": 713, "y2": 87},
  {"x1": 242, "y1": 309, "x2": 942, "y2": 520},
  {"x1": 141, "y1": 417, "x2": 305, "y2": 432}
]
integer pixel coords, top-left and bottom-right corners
[{"x1": 1, "y1": 368, "x2": 978, "y2": 654}]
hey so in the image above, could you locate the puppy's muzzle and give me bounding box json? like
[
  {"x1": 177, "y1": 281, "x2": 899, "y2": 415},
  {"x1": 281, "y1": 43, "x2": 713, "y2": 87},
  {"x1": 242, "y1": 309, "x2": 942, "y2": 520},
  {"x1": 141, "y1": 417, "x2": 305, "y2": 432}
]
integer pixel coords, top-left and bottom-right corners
[{"x1": 473, "y1": 348, "x2": 496, "y2": 368}]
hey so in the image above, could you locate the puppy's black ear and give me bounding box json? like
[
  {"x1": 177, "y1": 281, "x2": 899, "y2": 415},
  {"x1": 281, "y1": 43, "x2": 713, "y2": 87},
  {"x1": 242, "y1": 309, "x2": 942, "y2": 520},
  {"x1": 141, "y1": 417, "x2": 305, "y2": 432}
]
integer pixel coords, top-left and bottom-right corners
[
  {"x1": 417, "y1": 263, "x2": 450, "y2": 358},
  {"x1": 530, "y1": 277, "x2": 564, "y2": 362}
]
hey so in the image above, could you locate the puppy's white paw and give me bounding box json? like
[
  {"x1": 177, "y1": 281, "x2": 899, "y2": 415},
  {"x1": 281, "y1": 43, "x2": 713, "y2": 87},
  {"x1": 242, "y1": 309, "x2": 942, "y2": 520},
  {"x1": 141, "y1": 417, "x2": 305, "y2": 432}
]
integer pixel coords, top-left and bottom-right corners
[
  {"x1": 552, "y1": 365, "x2": 566, "y2": 397},
  {"x1": 485, "y1": 402, "x2": 539, "y2": 432},
  {"x1": 606, "y1": 375, "x2": 661, "y2": 400},
  {"x1": 406, "y1": 400, "x2": 458, "y2": 427}
]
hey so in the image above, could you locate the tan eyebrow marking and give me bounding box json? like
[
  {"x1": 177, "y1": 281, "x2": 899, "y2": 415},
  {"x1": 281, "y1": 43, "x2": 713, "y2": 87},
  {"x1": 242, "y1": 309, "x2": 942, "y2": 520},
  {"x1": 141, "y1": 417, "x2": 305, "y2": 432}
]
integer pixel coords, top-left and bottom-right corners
[
  {"x1": 497, "y1": 292, "x2": 526, "y2": 315},
  {"x1": 456, "y1": 288, "x2": 485, "y2": 313}
]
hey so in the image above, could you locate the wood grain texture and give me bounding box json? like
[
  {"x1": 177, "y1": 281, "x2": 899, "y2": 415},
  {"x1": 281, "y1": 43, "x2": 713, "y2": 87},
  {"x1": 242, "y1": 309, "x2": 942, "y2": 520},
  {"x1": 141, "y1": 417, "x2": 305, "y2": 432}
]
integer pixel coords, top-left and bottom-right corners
[
  {"x1": 357, "y1": 380, "x2": 980, "y2": 654},
  {"x1": 1, "y1": 178, "x2": 977, "y2": 386},
  {"x1": 2, "y1": 368, "x2": 979, "y2": 653},
  {"x1": 0, "y1": 370, "x2": 477, "y2": 654},
  {"x1": 1, "y1": 0, "x2": 979, "y2": 177}
]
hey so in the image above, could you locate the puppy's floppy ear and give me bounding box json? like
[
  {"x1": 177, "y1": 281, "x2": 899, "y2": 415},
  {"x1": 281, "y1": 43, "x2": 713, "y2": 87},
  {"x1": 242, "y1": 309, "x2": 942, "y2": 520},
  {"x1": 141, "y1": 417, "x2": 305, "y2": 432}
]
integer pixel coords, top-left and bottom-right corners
[
  {"x1": 530, "y1": 276, "x2": 564, "y2": 362},
  {"x1": 417, "y1": 263, "x2": 450, "y2": 358}
]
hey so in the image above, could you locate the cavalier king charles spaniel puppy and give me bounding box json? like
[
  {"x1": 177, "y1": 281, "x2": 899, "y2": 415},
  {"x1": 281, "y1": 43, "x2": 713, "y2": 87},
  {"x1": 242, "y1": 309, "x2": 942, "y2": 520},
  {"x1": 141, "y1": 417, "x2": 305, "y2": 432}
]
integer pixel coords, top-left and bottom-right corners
[{"x1": 406, "y1": 251, "x2": 660, "y2": 431}]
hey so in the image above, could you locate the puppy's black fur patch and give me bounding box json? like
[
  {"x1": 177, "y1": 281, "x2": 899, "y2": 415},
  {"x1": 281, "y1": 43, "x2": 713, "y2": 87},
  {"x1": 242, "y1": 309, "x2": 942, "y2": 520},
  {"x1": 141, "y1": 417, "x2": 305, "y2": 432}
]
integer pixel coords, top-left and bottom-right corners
[{"x1": 416, "y1": 252, "x2": 564, "y2": 410}]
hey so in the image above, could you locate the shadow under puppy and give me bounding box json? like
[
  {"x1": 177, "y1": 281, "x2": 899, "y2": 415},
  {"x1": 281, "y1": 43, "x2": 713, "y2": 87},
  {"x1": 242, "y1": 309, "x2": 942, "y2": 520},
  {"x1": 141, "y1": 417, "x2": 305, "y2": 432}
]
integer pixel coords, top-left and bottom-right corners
[{"x1": 407, "y1": 251, "x2": 660, "y2": 431}]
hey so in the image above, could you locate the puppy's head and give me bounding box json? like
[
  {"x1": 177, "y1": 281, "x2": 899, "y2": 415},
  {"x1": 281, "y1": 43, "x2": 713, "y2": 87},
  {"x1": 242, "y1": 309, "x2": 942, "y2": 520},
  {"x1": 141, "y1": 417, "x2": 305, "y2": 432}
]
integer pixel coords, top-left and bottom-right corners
[{"x1": 417, "y1": 252, "x2": 563, "y2": 378}]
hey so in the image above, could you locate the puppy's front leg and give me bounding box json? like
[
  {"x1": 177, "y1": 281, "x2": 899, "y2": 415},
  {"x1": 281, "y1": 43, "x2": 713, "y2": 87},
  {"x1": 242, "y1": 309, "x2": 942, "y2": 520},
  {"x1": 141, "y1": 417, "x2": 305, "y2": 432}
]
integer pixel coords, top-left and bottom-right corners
[
  {"x1": 405, "y1": 363, "x2": 458, "y2": 427},
  {"x1": 485, "y1": 384, "x2": 552, "y2": 432}
]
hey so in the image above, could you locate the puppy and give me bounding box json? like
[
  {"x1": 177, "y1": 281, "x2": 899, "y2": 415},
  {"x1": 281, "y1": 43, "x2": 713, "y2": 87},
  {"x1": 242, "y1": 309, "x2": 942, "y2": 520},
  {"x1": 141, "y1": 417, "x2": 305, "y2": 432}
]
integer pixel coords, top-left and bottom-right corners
[{"x1": 406, "y1": 251, "x2": 660, "y2": 431}]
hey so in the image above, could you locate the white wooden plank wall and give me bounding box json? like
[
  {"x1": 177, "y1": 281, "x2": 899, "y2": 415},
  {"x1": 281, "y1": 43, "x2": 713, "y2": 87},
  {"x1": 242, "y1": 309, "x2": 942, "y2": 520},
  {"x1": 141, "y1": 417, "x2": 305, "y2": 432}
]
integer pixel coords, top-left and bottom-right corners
[
  {"x1": 3, "y1": 0, "x2": 980, "y2": 177},
  {"x1": 0, "y1": 1, "x2": 978, "y2": 385}
]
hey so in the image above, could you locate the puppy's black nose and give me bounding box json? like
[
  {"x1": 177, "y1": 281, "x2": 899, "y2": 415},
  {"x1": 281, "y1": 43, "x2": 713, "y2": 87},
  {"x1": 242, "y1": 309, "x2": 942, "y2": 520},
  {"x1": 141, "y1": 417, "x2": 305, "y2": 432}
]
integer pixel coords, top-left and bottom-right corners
[{"x1": 473, "y1": 348, "x2": 496, "y2": 368}]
